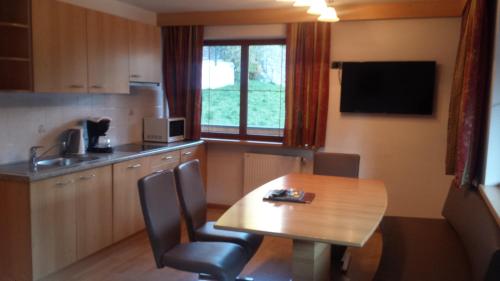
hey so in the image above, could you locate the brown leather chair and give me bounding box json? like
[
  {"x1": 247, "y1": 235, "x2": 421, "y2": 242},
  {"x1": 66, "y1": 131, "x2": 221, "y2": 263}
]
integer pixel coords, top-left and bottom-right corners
[
  {"x1": 313, "y1": 152, "x2": 360, "y2": 177},
  {"x1": 174, "y1": 160, "x2": 263, "y2": 259},
  {"x1": 138, "y1": 170, "x2": 249, "y2": 281}
]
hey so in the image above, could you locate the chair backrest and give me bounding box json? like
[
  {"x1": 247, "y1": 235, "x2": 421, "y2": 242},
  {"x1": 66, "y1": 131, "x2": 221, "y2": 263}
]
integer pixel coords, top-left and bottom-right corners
[
  {"x1": 174, "y1": 159, "x2": 207, "y2": 241},
  {"x1": 313, "y1": 152, "x2": 360, "y2": 178},
  {"x1": 138, "y1": 170, "x2": 181, "y2": 268},
  {"x1": 442, "y1": 186, "x2": 500, "y2": 281}
]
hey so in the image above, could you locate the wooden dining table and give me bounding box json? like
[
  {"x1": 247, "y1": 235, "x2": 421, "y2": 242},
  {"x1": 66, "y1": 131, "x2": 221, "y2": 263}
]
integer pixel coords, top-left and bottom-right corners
[{"x1": 215, "y1": 173, "x2": 388, "y2": 281}]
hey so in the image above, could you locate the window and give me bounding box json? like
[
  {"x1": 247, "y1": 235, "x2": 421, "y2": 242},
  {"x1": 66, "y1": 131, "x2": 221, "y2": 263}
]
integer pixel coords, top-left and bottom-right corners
[{"x1": 201, "y1": 40, "x2": 286, "y2": 141}]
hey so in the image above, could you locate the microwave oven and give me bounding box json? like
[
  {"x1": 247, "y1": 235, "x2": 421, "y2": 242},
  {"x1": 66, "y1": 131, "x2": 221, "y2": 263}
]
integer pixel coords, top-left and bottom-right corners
[{"x1": 143, "y1": 117, "x2": 186, "y2": 143}]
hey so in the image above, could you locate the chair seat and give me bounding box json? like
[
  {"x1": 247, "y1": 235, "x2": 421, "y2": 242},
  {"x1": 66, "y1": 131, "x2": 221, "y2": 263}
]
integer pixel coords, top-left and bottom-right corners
[
  {"x1": 195, "y1": 221, "x2": 264, "y2": 258},
  {"x1": 163, "y1": 241, "x2": 248, "y2": 281}
]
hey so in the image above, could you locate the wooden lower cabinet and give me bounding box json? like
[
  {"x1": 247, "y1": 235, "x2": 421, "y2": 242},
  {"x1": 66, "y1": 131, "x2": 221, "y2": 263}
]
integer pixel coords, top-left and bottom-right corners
[
  {"x1": 30, "y1": 166, "x2": 112, "y2": 280},
  {"x1": 31, "y1": 175, "x2": 77, "y2": 280},
  {"x1": 0, "y1": 143, "x2": 206, "y2": 281},
  {"x1": 75, "y1": 166, "x2": 113, "y2": 259},
  {"x1": 112, "y1": 157, "x2": 150, "y2": 242}
]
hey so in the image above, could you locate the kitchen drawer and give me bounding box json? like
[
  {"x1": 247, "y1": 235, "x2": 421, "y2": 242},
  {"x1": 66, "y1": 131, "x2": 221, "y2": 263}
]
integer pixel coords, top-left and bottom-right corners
[
  {"x1": 180, "y1": 144, "x2": 207, "y2": 188},
  {"x1": 149, "y1": 150, "x2": 180, "y2": 172},
  {"x1": 180, "y1": 145, "x2": 203, "y2": 163}
]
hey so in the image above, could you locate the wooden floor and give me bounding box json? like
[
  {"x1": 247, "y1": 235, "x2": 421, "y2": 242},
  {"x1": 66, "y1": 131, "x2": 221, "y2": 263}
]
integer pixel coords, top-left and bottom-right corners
[{"x1": 41, "y1": 208, "x2": 294, "y2": 281}]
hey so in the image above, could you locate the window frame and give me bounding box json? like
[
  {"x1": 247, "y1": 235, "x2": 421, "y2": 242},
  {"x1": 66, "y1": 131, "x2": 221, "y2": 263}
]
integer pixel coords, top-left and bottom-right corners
[{"x1": 201, "y1": 39, "x2": 287, "y2": 142}]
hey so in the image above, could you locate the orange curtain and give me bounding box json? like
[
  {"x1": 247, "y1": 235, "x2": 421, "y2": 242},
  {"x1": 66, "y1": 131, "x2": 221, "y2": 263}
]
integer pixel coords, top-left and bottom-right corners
[
  {"x1": 445, "y1": 0, "x2": 495, "y2": 188},
  {"x1": 162, "y1": 26, "x2": 204, "y2": 140},
  {"x1": 284, "y1": 22, "x2": 330, "y2": 149}
]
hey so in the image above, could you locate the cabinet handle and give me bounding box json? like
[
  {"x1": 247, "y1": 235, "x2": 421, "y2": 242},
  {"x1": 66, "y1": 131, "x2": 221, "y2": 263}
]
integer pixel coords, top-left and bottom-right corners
[
  {"x1": 69, "y1": 84, "x2": 85, "y2": 89},
  {"x1": 55, "y1": 180, "x2": 73, "y2": 187},
  {"x1": 162, "y1": 156, "x2": 174, "y2": 160},
  {"x1": 183, "y1": 151, "x2": 192, "y2": 156},
  {"x1": 79, "y1": 174, "x2": 96, "y2": 181},
  {"x1": 130, "y1": 74, "x2": 141, "y2": 78},
  {"x1": 90, "y1": 85, "x2": 103, "y2": 89},
  {"x1": 127, "y1": 164, "x2": 142, "y2": 169}
]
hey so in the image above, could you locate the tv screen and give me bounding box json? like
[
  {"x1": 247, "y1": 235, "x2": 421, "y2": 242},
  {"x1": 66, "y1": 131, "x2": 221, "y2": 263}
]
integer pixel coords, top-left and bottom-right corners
[{"x1": 340, "y1": 61, "x2": 436, "y2": 115}]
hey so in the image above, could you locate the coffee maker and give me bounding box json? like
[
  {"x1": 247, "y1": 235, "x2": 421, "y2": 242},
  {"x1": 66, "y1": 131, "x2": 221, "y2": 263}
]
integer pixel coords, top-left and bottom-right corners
[{"x1": 86, "y1": 117, "x2": 113, "y2": 153}]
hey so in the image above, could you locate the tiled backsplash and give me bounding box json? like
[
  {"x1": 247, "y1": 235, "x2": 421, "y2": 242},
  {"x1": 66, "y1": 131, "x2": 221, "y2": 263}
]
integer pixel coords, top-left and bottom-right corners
[{"x1": 0, "y1": 85, "x2": 164, "y2": 164}]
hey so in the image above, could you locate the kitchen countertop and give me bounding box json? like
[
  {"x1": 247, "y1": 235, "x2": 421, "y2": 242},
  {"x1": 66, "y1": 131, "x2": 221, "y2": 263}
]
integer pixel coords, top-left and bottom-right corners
[{"x1": 0, "y1": 140, "x2": 204, "y2": 182}]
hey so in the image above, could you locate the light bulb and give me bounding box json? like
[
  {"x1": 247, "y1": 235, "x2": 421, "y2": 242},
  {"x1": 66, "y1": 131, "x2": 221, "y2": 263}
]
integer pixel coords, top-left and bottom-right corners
[
  {"x1": 307, "y1": 0, "x2": 327, "y2": 15},
  {"x1": 318, "y1": 7, "x2": 340, "y2": 22}
]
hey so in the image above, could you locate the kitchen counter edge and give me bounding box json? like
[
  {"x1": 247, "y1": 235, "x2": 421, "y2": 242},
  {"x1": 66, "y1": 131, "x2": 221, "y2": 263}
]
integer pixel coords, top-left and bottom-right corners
[{"x1": 0, "y1": 140, "x2": 204, "y2": 182}]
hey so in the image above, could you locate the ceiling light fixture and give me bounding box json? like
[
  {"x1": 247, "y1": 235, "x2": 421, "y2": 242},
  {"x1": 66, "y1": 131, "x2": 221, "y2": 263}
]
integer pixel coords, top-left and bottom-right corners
[
  {"x1": 278, "y1": 0, "x2": 340, "y2": 22},
  {"x1": 307, "y1": 0, "x2": 327, "y2": 15},
  {"x1": 318, "y1": 6, "x2": 339, "y2": 22}
]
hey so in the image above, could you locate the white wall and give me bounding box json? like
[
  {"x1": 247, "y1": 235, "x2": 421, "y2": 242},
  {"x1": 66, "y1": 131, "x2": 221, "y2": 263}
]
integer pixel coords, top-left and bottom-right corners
[
  {"x1": 326, "y1": 18, "x2": 461, "y2": 218},
  {"x1": 60, "y1": 0, "x2": 156, "y2": 24}
]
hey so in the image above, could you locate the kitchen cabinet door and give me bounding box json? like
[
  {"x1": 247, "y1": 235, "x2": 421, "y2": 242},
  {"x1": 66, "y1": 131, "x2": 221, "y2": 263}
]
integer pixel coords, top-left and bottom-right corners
[
  {"x1": 112, "y1": 157, "x2": 150, "y2": 242},
  {"x1": 32, "y1": 0, "x2": 88, "y2": 93},
  {"x1": 87, "y1": 10, "x2": 130, "y2": 94},
  {"x1": 30, "y1": 175, "x2": 77, "y2": 280},
  {"x1": 129, "y1": 20, "x2": 161, "y2": 84},
  {"x1": 75, "y1": 166, "x2": 113, "y2": 259}
]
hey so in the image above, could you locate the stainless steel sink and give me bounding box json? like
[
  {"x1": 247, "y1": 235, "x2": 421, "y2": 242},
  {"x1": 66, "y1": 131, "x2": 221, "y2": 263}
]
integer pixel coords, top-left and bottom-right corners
[{"x1": 36, "y1": 155, "x2": 101, "y2": 169}]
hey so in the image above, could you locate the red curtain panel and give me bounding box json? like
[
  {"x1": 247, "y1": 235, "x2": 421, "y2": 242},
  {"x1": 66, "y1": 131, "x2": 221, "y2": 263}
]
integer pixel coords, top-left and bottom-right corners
[
  {"x1": 446, "y1": 0, "x2": 495, "y2": 188},
  {"x1": 284, "y1": 22, "x2": 331, "y2": 149},
  {"x1": 162, "y1": 26, "x2": 204, "y2": 140}
]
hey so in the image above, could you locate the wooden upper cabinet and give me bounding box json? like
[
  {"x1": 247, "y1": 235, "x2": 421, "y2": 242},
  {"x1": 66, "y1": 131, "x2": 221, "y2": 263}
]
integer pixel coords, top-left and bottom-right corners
[
  {"x1": 32, "y1": 0, "x2": 87, "y2": 93},
  {"x1": 129, "y1": 20, "x2": 162, "y2": 84},
  {"x1": 87, "y1": 10, "x2": 130, "y2": 94}
]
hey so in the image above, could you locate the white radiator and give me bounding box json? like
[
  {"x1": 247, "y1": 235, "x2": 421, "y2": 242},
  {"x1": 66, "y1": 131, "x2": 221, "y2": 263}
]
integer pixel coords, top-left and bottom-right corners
[{"x1": 243, "y1": 153, "x2": 303, "y2": 195}]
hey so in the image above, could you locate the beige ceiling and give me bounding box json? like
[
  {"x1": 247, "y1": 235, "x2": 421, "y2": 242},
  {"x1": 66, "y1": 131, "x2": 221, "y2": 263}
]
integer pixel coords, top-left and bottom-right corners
[{"x1": 117, "y1": 0, "x2": 411, "y2": 13}]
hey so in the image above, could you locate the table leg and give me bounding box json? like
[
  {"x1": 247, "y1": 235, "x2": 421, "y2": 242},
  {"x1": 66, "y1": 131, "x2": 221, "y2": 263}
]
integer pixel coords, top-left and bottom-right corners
[{"x1": 292, "y1": 240, "x2": 331, "y2": 281}]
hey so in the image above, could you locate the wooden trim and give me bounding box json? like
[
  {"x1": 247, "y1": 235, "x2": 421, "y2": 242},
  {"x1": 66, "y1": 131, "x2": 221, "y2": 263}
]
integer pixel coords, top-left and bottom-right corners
[
  {"x1": 0, "y1": 180, "x2": 32, "y2": 281},
  {"x1": 479, "y1": 185, "x2": 500, "y2": 227},
  {"x1": 207, "y1": 203, "x2": 231, "y2": 210},
  {"x1": 204, "y1": 39, "x2": 286, "y2": 46},
  {"x1": 0, "y1": 22, "x2": 30, "y2": 28},
  {"x1": 201, "y1": 132, "x2": 284, "y2": 142},
  {"x1": 0, "y1": 57, "x2": 31, "y2": 61},
  {"x1": 240, "y1": 44, "x2": 249, "y2": 136},
  {"x1": 202, "y1": 137, "x2": 284, "y2": 147},
  {"x1": 157, "y1": 1, "x2": 465, "y2": 26}
]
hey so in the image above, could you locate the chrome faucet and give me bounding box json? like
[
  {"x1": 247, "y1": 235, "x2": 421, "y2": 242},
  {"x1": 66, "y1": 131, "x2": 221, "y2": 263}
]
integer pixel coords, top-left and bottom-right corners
[{"x1": 29, "y1": 143, "x2": 63, "y2": 172}]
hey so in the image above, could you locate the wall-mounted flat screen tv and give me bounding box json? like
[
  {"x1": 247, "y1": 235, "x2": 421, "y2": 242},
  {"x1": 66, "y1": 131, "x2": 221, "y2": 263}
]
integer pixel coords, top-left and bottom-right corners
[{"x1": 340, "y1": 61, "x2": 436, "y2": 115}]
